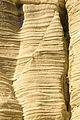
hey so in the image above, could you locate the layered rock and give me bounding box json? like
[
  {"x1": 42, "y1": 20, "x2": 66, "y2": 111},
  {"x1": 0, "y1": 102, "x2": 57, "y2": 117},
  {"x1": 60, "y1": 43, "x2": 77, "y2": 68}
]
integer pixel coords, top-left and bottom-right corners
[
  {"x1": 13, "y1": 0, "x2": 68, "y2": 120},
  {"x1": 66, "y1": 0, "x2": 80, "y2": 119},
  {"x1": 0, "y1": 0, "x2": 22, "y2": 119}
]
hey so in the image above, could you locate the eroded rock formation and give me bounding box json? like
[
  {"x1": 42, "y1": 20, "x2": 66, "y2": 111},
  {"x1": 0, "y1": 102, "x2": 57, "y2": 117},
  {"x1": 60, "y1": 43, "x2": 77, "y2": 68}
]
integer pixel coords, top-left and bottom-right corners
[
  {"x1": 0, "y1": 0, "x2": 22, "y2": 119},
  {"x1": 13, "y1": 0, "x2": 68, "y2": 120},
  {"x1": 66, "y1": 0, "x2": 80, "y2": 119},
  {"x1": 0, "y1": 0, "x2": 80, "y2": 120}
]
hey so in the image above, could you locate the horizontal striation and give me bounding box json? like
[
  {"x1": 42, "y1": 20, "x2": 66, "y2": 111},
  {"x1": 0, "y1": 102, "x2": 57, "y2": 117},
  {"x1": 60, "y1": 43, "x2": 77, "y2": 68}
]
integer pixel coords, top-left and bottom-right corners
[
  {"x1": 0, "y1": 72, "x2": 23, "y2": 120},
  {"x1": 19, "y1": 0, "x2": 59, "y2": 5},
  {"x1": 66, "y1": 0, "x2": 80, "y2": 120},
  {"x1": 0, "y1": 0, "x2": 20, "y2": 79},
  {"x1": 14, "y1": 4, "x2": 57, "y2": 79},
  {"x1": 13, "y1": 3, "x2": 67, "y2": 120},
  {"x1": 19, "y1": 0, "x2": 65, "y2": 9},
  {"x1": 0, "y1": 0, "x2": 23, "y2": 119},
  {"x1": 0, "y1": 0, "x2": 18, "y2": 15}
]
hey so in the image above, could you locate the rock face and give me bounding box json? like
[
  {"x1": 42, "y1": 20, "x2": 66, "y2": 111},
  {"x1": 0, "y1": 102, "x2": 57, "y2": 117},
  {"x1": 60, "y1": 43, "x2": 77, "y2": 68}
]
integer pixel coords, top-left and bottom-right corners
[
  {"x1": 66, "y1": 0, "x2": 80, "y2": 120},
  {"x1": 13, "y1": 0, "x2": 68, "y2": 120},
  {"x1": 0, "y1": 0, "x2": 22, "y2": 119},
  {"x1": 1, "y1": 0, "x2": 80, "y2": 120}
]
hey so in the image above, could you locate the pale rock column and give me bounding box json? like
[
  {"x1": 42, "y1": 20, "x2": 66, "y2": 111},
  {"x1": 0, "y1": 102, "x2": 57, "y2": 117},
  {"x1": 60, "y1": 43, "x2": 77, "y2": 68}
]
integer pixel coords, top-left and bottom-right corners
[
  {"x1": 66, "y1": 0, "x2": 80, "y2": 120},
  {"x1": 13, "y1": 0, "x2": 68, "y2": 120}
]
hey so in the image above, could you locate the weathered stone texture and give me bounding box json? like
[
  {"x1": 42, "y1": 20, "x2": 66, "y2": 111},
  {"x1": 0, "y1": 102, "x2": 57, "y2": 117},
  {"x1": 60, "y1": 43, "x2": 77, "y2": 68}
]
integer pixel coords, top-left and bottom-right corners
[
  {"x1": 2, "y1": 0, "x2": 80, "y2": 120},
  {"x1": 66, "y1": 0, "x2": 80, "y2": 119},
  {"x1": 0, "y1": 0, "x2": 22, "y2": 119},
  {"x1": 13, "y1": 1, "x2": 68, "y2": 120}
]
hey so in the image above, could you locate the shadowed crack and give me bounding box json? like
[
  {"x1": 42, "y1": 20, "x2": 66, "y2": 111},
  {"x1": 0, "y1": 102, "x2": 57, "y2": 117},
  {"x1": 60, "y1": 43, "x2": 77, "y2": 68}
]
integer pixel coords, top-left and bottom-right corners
[
  {"x1": 60, "y1": 6, "x2": 71, "y2": 120},
  {"x1": 16, "y1": 2, "x2": 24, "y2": 28}
]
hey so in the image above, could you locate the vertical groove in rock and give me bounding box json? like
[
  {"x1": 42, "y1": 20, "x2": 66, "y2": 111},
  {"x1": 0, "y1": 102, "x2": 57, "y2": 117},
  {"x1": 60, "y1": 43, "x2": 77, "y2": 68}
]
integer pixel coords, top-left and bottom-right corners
[
  {"x1": 62, "y1": 7, "x2": 70, "y2": 119},
  {"x1": 66, "y1": 0, "x2": 80, "y2": 119},
  {"x1": 13, "y1": 1, "x2": 68, "y2": 119},
  {"x1": 0, "y1": 0, "x2": 23, "y2": 119}
]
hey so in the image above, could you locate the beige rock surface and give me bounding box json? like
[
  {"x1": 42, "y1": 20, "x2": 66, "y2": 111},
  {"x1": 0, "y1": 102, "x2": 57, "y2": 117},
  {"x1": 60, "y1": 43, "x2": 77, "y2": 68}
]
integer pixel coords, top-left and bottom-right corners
[
  {"x1": 66, "y1": 0, "x2": 80, "y2": 120},
  {"x1": 13, "y1": 1, "x2": 68, "y2": 120},
  {"x1": 0, "y1": 0, "x2": 22, "y2": 119},
  {"x1": 0, "y1": 0, "x2": 72, "y2": 120}
]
